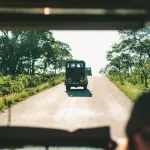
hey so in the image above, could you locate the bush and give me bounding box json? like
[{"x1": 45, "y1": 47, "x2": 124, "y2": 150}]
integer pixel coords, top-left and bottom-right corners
[
  {"x1": 0, "y1": 74, "x2": 57, "y2": 96},
  {"x1": 0, "y1": 74, "x2": 64, "y2": 111},
  {"x1": 0, "y1": 99, "x2": 4, "y2": 110}
]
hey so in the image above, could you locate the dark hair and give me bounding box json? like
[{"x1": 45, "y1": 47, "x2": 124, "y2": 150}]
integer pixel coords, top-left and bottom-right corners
[{"x1": 126, "y1": 92, "x2": 150, "y2": 150}]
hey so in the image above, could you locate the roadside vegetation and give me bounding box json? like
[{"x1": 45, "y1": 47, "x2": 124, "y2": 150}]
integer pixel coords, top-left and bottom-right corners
[
  {"x1": 0, "y1": 74, "x2": 64, "y2": 111},
  {"x1": 0, "y1": 74, "x2": 64, "y2": 96},
  {"x1": 100, "y1": 26, "x2": 150, "y2": 101},
  {"x1": 109, "y1": 79, "x2": 145, "y2": 101},
  {"x1": 0, "y1": 31, "x2": 72, "y2": 111}
]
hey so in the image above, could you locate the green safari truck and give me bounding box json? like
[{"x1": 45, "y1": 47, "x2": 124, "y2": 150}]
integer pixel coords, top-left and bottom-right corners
[{"x1": 65, "y1": 60, "x2": 88, "y2": 91}]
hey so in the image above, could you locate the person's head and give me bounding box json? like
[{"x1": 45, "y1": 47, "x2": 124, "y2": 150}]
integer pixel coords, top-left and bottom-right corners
[{"x1": 126, "y1": 92, "x2": 150, "y2": 150}]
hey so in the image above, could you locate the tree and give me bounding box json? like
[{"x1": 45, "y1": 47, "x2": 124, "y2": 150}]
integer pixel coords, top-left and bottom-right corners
[
  {"x1": 105, "y1": 26, "x2": 150, "y2": 88},
  {"x1": 0, "y1": 31, "x2": 72, "y2": 75},
  {"x1": 51, "y1": 41, "x2": 72, "y2": 74}
]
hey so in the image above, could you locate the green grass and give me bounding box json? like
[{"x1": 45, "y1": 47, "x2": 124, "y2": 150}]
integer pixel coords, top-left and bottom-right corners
[
  {"x1": 0, "y1": 76, "x2": 64, "y2": 111},
  {"x1": 114, "y1": 81, "x2": 143, "y2": 102},
  {"x1": 108, "y1": 75, "x2": 150, "y2": 102}
]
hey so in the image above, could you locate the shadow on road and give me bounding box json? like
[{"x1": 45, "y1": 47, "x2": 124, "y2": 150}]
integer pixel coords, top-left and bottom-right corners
[{"x1": 66, "y1": 89, "x2": 93, "y2": 97}]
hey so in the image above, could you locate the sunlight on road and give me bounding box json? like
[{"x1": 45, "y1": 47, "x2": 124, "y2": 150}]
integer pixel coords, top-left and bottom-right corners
[{"x1": 55, "y1": 108, "x2": 103, "y2": 118}]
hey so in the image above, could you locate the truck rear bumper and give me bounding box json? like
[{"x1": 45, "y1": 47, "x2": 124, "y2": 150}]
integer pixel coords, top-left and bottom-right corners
[{"x1": 65, "y1": 82, "x2": 87, "y2": 87}]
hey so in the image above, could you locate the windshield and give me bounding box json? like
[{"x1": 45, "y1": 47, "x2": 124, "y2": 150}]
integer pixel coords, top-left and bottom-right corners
[
  {"x1": 67, "y1": 62, "x2": 84, "y2": 68},
  {"x1": 0, "y1": 27, "x2": 150, "y2": 149}
]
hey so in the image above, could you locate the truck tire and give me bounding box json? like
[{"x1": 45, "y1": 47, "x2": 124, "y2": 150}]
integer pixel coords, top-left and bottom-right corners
[
  {"x1": 66, "y1": 86, "x2": 70, "y2": 91},
  {"x1": 84, "y1": 85, "x2": 87, "y2": 90}
]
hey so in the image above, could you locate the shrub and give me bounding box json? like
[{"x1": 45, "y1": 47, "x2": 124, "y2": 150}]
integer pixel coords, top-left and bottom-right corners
[
  {"x1": 0, "y1": 74, "x2": 54, "y2": 96},
  {"x1": 0, "y1": 74, "x2": 64, "y2": 111}
]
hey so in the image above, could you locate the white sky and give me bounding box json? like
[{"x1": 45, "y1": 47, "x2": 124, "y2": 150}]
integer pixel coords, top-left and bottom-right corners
[{"x1": 52, "y1": 31, "x2": 120, "y2": 75}]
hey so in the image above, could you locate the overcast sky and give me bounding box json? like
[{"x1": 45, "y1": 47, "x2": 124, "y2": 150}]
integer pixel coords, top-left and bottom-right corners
[{"x1": 52, "y1": 30, "x2": 120, "y2": 75}]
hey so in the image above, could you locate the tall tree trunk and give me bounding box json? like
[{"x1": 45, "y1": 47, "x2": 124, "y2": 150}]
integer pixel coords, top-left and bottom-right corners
[
  {"x1": 31, "y1": 58, "x2": 35, "y2": 75},
  {"x1": 29, "y1": 60, "x2": 32, "y2": 75},
  {"x1": 142, "y1": 70, "x2": 148, "y2": 88},
  {"x1": 54, "y1": 67, "x2": 57, "y2": 75},
  {"x1": 144, "y1": 74, "x2": 148, "y2": 88},
  {"x1": 140, "y1": 74, "x2": 144, "y2": 84},
  {"x1": 54, "y1": 61, "x2": 57, "y2": 75}
]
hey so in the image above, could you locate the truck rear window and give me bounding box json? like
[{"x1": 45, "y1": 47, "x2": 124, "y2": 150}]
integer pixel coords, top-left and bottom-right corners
[{"x1": 67, "y1": 62, "x2": 84, "y2": 68}]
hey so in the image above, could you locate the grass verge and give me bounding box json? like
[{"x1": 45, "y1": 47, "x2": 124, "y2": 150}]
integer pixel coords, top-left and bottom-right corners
[
  {"x1": 113, "y1": 81, "x2": 143, "y2": 102},
  {"x1": 0, "y1": 76, "x2": 64, "y2": 111}
]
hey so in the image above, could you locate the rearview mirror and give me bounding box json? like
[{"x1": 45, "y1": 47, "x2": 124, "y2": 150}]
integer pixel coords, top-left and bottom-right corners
[{"x1": 86, "y1": 67, "x2": 92, "y2": 76}]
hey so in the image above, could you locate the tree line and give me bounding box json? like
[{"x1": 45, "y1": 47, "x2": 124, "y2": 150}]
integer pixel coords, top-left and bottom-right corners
[
  {"x1": 100, "y1": 26, "x2": 150, "y2": 88},
  {"x1": 0, "y1": 31, "x2": 72, "y2": 75}
]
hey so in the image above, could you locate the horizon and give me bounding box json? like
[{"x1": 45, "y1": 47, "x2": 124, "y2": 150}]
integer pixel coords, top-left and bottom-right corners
[{"x1": 52, "y1": 30, "x2": 120, "y2": 75}]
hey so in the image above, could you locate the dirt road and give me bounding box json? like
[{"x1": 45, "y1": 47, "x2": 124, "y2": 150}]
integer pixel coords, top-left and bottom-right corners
[{"x1": 0, "y1": 76, "x2": 132, "y2": 141}]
